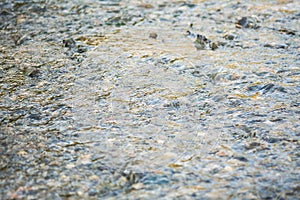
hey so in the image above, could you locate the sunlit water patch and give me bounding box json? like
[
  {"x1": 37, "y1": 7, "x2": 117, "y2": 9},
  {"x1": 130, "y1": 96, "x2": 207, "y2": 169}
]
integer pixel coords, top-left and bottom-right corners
[{"x1": 67, "y1": 49, "x2": 223, "y2": 174}]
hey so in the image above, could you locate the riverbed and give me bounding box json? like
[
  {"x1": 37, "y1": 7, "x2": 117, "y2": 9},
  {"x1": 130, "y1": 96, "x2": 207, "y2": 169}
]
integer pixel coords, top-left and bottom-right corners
[{"x1": 0, "y1": 0, "x2": 299, "y2": 199}]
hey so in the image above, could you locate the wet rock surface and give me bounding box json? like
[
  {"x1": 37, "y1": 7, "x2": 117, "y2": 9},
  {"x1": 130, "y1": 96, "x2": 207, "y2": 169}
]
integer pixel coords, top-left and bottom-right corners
[{"x1": 1, "y1": 0, "x2": 299, "y2": 199}]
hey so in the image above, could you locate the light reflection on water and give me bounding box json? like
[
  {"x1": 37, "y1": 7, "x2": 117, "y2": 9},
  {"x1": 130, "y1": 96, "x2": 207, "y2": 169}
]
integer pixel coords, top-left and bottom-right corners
[
  {"x1": 68, "y1": 19, "x2": 299, "y2": 175},
  {"x1": 68, "y1": 45, "x2": 221, "y2": 172}
]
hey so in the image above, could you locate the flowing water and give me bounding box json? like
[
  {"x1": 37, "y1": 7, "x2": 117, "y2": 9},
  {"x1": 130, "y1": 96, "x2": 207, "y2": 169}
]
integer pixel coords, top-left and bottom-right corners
[{"x1": 0, "y1": 0, "x2": 299, "y2": 199}]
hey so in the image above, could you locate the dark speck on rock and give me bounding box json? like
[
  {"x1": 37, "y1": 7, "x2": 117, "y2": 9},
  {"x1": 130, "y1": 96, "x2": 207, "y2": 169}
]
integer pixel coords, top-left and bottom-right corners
[
  {"x1": 28, "y1": 69, "x2": 40, "y2": 78},
  {"x1": 63, "y1": 38, "x2": 76, "y2": 48},
  {"x1": 236, "y1": 17, "x2": 248, "y2": 28},
  {"x1": 233, "y1": 156, "x2": 248, "y2": 162},
  {"x1": 149, "y1": 32, "x2": 158, "y2": 39},
  {"x1": 223, "y1": 34, "x2": 235, "y2": 40}
]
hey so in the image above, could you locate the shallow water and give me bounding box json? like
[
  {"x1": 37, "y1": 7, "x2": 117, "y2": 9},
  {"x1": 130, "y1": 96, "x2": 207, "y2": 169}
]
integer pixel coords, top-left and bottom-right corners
[{"x1": 1, "y1": 0, "x2": 299, "y2": 199}]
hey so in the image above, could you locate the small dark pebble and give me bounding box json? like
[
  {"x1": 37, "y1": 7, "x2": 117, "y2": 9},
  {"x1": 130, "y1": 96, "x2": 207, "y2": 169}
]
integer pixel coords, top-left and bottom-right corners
[
  {"x1": 223, "y1": 34, "x2": 235, "y2": 40},
  {"x1": 28, "y1": 113, "x2": 41, "y2": 120},
  {"x1": 210, "y1": 42, "x2": 218, "y2": 50},
  {"x1": 63, "y1": 38, "x2": 76, "y2": 48},
  {"x1": 269, "y1": 118, "x2": 283, "y2": 122},
  {"x1": 245, "y1": 142, "x2": 261, "y2": 150},
  {"x1": 88, "y1": 189, "x2": 97, "y2": 196},
  {"x1": 149, "y1": 32, "x2": 158, "y2": 39},
  {"x1": 278, "y1": 28, "x2": 296, "y2": 35},
  {"x1": 211, "y1": 168, "x2": 219, "y2": 174},
  {"x1": 182, "y1": 3, "x2": 196, "y2": 8},
  {"x1": 77, "y1": 46, "x2": 88, "y2": 53},
  {"x1": 122, "y1": 171, "x2": 144, "y2": 184},
  {"x1": 275, "y1": 86, "x2": 287, "y2": 93},
  {"x1": 28, "y1": 69, "x2": 40, "y2": 78},
  {"x1": 260, "y1": 83, "x2": 275, "y2": 94},
  {"x1": 233, "y1": 156, "x2": 248, "y2": 162},
  {"x1": 247, "y1": 83, "x2": 274, "y2": 94},
  {"x1": 265, "y1": 61, "x2": 277, "y2": 64},
  {"x1": 264, "y1": 43, "x2": 287, "y2": 49},
  {"x1": 236, "y1": 17, "x2": 248, "y2": 28},
  {"x1": 164, "y1": 100, "x2": 180, "y2": 109},
  {"x1": 236, "y1": 16, "x2": 260, "y2": 29},
  {"x1": 265, "y1": 137, "x2": 282, "y2": 143},
  {"x1": 194, "y1": 34, "x2": 216, "y2": 50}
]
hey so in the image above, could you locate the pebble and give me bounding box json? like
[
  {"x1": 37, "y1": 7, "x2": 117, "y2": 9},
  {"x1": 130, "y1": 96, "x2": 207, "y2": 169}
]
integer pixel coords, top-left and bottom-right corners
[{"x1": 149, "y1": 32, "x2": 158, "y2": 39}]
